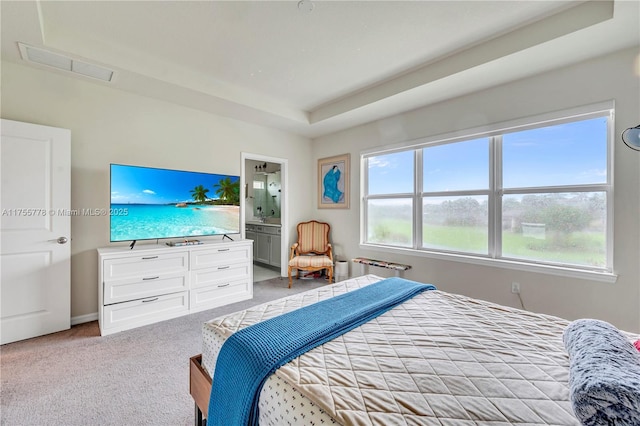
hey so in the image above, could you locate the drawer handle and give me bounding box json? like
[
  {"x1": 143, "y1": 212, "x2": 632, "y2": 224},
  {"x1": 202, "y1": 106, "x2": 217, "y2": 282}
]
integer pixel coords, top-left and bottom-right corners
[
  {"x1": 218, "y1": 266, "x2": 230, "y2": 270},
  {"x1": 141, "y1": 256, "x2": 158, "y2": 260},
  {"x1": 142, "y1": 297, "x2": 159, "y2": 303},
  {"x1": 218, "y1": 248, "x2": 230, "y2": 252},
  {"x1": 217, "y1": 283, "x2": 230, "y2": 288},
  {"x1": 143, "y1": 276, "x2": 160, "y2": 281}
]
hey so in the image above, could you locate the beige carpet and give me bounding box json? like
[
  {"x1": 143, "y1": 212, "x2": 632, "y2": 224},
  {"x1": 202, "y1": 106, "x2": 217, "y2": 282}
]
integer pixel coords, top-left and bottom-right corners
[{"x1": 0, "y1": 276, "x2": 328, "y2": 426}]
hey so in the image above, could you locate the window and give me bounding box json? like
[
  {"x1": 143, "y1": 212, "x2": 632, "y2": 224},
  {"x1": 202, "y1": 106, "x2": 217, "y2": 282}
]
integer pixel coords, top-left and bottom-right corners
[
  {"x1": 422, "y1": 138, "x2": 490, "y2": 254},
  {"x1": 362, "y1": 108, "x2": 613, "y2": 274},
  {"x1": 366, "y1": 151, "x2": 414, "y2": 247}
]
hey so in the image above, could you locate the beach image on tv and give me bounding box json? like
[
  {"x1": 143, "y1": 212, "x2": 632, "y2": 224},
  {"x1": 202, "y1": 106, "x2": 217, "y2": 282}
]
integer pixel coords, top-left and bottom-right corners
[{"x1": 110, "y1": 164, "x2": 240, "y2": 242}]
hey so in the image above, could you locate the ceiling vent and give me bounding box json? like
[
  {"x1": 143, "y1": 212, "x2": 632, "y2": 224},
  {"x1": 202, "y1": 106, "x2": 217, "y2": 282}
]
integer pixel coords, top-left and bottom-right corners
[{"x1": 18, "y1": 43, "x2": 114, "y2": 82}]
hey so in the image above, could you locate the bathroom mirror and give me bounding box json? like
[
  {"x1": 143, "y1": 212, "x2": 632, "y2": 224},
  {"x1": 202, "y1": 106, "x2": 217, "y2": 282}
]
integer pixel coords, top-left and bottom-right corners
[{"x1": 249, "y1": 161, "x2": 281, "y2": 220}]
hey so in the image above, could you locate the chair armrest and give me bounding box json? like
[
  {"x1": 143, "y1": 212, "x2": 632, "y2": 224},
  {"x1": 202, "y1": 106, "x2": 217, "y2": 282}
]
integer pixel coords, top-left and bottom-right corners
[
  {"x1": 327, "y1": 243, "x2": 333, "y2": 261},
  {"x1": 290, "y1": 242, "x2": 299, "y2": 259}
]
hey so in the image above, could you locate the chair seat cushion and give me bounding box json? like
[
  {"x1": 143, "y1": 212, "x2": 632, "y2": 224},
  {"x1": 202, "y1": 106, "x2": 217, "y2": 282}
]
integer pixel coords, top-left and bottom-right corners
[{"x1": 289, "y1": 255, "x2": 333, "y2": 268}]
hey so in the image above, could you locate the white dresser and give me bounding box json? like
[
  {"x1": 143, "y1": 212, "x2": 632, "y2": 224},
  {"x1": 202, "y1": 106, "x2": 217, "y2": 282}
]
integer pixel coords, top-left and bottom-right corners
[{"x1": 97, "y1": 240, "x2": 253, "y2": 336}]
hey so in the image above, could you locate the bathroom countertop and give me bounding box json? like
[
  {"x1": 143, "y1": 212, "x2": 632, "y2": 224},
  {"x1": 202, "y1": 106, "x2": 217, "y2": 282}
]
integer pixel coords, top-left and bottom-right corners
[{"x1": 246, "y1": 220, "x2": 281, "y2": 227}]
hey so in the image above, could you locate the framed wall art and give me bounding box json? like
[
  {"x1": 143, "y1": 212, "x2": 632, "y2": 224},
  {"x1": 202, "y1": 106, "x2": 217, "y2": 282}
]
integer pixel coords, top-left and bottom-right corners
[{"x1": 318, "y1": 153, "x2": 350, "y2": 209}]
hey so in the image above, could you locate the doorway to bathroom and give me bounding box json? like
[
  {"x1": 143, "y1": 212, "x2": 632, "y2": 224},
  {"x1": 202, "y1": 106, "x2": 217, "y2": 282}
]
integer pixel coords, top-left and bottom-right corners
[{"x1": 241, "y1": 153, "x2": 288, "y2": 280}]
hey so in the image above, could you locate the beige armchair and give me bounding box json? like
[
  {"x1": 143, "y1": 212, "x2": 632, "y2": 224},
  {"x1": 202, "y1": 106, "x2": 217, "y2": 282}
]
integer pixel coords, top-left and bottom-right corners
[{"x1": 288, "y1": 220, "x2": 333, "y2": 288}]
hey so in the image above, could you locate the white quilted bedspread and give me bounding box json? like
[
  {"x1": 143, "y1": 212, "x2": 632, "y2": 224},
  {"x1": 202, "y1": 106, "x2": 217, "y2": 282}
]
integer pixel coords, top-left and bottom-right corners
[{"x1": 203, "y1": 275, "x2": 580, "y2": 425}]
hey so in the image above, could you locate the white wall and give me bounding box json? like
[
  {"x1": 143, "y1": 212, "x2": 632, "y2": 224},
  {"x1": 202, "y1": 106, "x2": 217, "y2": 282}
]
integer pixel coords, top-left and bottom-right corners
[
  {"x1": 312, "y1": 47, "x2": 640, "y2": 333},
  {"x1": 1, "y1": 61, "x2": 315, "y2": 320},
  {"x1": 2, "y1": 48, "x2": 638, "y2": 332}
]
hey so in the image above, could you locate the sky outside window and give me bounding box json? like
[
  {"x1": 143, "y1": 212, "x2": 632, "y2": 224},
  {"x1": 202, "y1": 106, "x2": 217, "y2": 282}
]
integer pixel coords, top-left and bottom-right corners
[
  {"x1": 423, "y1": 138, "x2": 489, "y2": 192},
  {"x1": 367, "y1": 151, "x2": 414, "y2": 195},
  {"x1": 503, "y1": 117, "x2": 607, "y2": 188},
  {"x1": 367, "y1": 117, "x2": 606, "y2": 196}
]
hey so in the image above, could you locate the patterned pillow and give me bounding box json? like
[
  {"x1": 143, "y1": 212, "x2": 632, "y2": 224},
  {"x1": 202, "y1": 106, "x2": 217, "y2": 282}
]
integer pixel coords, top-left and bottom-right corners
[{"x1": 563, "y1": 319, "x2": 640, "y2": 425}]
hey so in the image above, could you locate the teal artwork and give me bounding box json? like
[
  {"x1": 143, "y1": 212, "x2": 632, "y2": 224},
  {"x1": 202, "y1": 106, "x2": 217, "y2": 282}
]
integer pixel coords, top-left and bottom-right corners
[
  {"x1": 318, "y1": 154, "x2": 350, "y2": 209},
  {"x1": 323, "y1": 165, "x2": 343, "y2": 203}
]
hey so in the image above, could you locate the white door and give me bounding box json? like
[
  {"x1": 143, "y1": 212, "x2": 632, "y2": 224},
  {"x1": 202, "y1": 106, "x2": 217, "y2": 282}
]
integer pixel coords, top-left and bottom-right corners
[{"x1": 1, "y1": 119, "x2": 71, "y2": 345}]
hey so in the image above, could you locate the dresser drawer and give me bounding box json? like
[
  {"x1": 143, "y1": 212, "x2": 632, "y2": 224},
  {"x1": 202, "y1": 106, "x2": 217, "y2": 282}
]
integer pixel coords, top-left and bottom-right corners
[
  {"x1": 190, "y1": 263, "x2": 251, "y2": 289},
  {"x1": 103, "y1": 272, "x2": 188, "y2": 305},
  {"x1": 102, "y1": 291, "x2": 189, "y2": 333},
  {"x1": 103, "y1": 251, "x2": 188, "y2": 281},
  {"x1": 190, "y1": 278, "x2": 251, "y2": 313},
  {"x1": 190, "y1": 245, "x2": 250, "y2": 270}
]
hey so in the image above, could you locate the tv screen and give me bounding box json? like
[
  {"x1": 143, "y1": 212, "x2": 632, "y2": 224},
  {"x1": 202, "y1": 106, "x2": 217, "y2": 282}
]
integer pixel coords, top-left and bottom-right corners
[{"x1": 110, "y1": 164, "x2": 240, "y2": 242}]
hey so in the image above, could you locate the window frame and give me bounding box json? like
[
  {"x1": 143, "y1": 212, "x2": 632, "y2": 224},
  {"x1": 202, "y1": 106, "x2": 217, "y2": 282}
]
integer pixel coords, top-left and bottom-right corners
[{"x1": 361, "y1": 103, "x2": 615, "y2": 282}]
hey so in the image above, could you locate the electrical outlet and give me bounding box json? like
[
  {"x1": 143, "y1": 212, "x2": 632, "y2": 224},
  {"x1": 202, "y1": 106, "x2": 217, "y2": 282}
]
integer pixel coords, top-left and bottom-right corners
[{"x1": 511, "y1": 282, "x2": 521, "y2": 294}]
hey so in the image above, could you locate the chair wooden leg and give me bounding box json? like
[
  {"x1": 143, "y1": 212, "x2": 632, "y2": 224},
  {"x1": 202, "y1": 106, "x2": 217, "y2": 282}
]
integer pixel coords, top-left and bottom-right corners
[{"x1": 288, "y1": 266, "x2": 292, "y2": 288}]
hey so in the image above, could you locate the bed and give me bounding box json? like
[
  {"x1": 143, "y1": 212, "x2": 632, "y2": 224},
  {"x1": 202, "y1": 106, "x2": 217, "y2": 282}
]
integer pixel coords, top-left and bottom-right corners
[{"x1": 188, "y1": 274, "x2": 636, "y2": 425}]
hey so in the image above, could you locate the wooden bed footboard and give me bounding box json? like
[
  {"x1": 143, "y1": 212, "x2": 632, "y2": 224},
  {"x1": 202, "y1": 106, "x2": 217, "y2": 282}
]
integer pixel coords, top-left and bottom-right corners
[{"x1": 189, "y1": 354, "x2": 212, "y2": 426}]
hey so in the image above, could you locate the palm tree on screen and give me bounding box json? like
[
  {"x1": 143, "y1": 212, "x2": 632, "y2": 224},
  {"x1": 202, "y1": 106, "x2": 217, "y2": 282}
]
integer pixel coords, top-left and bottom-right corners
[
  {"x1": 190, "y1": 185, "x2": 209, "y2": 203},
  {"x1": 214, "y1": 177, "x2": 240, "y2": 204}
]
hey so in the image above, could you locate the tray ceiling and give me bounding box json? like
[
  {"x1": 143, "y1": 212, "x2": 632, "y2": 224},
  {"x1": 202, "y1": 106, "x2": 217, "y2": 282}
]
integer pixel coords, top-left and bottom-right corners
[{"x1": 1, "y1": 1, "x2": 638, "y2": 137}]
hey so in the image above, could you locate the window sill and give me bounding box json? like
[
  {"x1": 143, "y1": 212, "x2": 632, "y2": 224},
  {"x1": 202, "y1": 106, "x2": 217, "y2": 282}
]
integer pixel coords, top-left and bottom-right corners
[{"x1": 359, "y1": 243, "x2": 617, "y2": 283}]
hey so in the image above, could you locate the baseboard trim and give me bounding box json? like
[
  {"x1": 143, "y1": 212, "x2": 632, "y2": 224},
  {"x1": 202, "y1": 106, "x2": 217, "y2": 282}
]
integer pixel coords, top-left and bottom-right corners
[{"x1": 71, "y1": 312, "x2": 98, "y2": 326}]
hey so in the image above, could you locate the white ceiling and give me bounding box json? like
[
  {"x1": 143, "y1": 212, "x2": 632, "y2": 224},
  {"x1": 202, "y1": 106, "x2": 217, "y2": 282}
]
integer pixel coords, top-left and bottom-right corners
[{"x1": 1, "y1": 1, "x2": 639, "y2": 138}]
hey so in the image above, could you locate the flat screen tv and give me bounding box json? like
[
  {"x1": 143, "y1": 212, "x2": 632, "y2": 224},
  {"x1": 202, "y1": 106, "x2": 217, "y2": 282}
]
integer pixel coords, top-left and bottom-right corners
[{"x1": 110, "y1": 164, "x2": 240, "y2": 244}]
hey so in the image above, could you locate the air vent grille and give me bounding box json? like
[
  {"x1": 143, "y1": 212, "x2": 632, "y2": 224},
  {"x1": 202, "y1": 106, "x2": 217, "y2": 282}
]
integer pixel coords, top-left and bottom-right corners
[{"x1": 18, "y1": 43, "x2": 114, "y2": 82}]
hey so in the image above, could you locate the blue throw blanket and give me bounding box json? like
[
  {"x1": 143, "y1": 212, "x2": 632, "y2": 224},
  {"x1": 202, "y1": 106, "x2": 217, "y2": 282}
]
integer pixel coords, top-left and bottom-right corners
[{"x1": 207, "y1": 277, "x2": 436, "y2": 426}]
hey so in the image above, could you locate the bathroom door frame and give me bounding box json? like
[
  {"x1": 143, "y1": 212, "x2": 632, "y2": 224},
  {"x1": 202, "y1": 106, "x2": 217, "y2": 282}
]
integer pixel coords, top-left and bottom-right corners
[{"x1": 241, "y1": 152, "x2": 288, "y2": 277}]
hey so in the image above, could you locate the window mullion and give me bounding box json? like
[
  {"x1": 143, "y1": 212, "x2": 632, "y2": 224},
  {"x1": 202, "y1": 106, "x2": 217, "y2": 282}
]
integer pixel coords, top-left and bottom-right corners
[
  {"x1": 421, "y1": 189, "x2": 491, "y2": 197},
  {"x1": 361, "y1": 156, "x2": 368, "y2": 245},
  {"x1": 492, "y1": 135, "x2": 503, "y2": 259},
  {"x1": 502, "y1": 184, "x2": 608, "y2": 194},
  {"x1": 606, "y1": 110, "x2": 614, "y2": 272},
  {"x1": 415, "y1": 149, "x2": 422, "y2": 250}
]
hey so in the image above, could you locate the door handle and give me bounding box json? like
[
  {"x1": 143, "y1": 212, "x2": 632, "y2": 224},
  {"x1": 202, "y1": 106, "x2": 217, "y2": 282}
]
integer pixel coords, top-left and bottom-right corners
[{"x1": 57, "y1": 236, "x2": 68, "y2": 244}]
